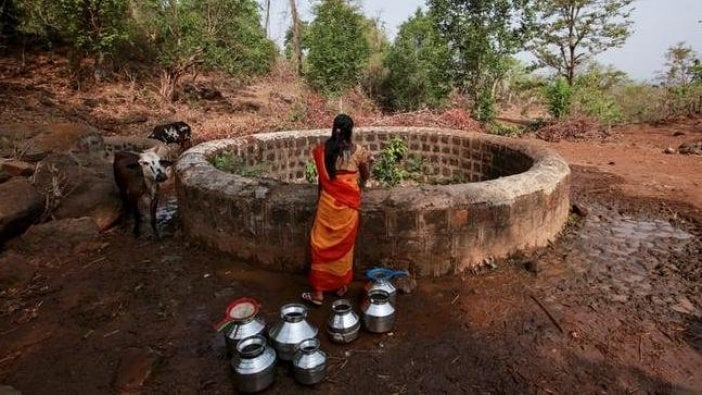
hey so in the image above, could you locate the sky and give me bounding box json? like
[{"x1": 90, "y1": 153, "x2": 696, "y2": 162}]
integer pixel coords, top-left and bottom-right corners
[{"x1": 260, "y1": 0, "x2": 702, "y2": 81}]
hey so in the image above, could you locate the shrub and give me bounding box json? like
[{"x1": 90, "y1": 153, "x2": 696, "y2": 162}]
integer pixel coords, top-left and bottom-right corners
[
  {"x1": 486, "y1": 122, "x2": 523, "y2": 137},
  {"x1": 472, "y1": 90, "x2": 496, "y2": 123},
  {"x1": 305, "y1": 160, "x2": 317, "y2": 184},
  {"x1": 372, "y1": 137, "x2": 409, "y2": 187},
  {"x1": 571, "y1": 85, "x2": 622, "y2": 125},
  {"x1": 544, "y1": 78, "x2": 573, "y2": 118}
]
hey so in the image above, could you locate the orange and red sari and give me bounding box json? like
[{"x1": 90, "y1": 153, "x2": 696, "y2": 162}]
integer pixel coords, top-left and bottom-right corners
[{"x1": 308, "y1": 144, "x2": 361, "y2": 292}]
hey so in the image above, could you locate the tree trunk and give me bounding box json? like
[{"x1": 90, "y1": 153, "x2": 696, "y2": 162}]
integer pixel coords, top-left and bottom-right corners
[
  {"x1": 567, "y1": 45, "x2": 576, "y2": 86},
  {"x1": 159, "y1": 69, "x2": 180, "y2": 102},
  {"x1": 265, "y1": 0, "x2": 271, "y2": 37},
  {"x1": 289, "y1": 0, "x2": 302, "y2": 76}
]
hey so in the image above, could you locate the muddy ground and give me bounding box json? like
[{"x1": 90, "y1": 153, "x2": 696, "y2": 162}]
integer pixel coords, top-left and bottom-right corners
[{"x1": 1, "y1": 162, "x2": 701, "y2": 394}]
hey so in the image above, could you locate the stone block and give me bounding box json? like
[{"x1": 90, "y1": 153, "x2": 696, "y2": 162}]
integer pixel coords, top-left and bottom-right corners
[
  {"x1": 388, "y1": 210, "x2": 419, "y2": 237},
  {"x1": 421, "y1": 210, "x2": 448, "y2": 234}
]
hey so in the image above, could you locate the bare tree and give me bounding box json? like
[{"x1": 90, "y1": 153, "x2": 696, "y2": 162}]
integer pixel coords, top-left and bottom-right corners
[
  {"x1": 265, "y1": 0, "x2": 271, "y2": 37},
  {"x1": 289, "y1": 0, "x2": 302, "y2": 75}
]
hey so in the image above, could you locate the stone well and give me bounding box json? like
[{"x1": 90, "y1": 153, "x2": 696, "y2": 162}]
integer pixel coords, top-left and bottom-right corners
[{"x1": 175, "y1": 127, "x2": 571, "y2": 276}]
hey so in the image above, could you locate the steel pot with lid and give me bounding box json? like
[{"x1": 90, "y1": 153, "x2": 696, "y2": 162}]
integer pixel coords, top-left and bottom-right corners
[
  {"x1": 363, "y1": 268, "x2": 408, "y2": 305},
  {"x1": 216, "y1": 297, "x2": 266, "y2": 355}
]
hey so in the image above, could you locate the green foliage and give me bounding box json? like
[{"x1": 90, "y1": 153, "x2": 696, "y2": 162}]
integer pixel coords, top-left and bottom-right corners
[
  {"x1": 15, "y1": 0, "x2": 131, "y2": 62},
  {"x1": 382, "y1": 9, "x2": 452, "y2": 110},
  {"x1": 660, "y1": 42, "x2": 702, "y2": 87},
  {"x1": 428, "y1": 0, "x2": 535, "y2": 99},
  {"x1": 472, "y1": 90, "x2": 496, "y2": 123},
  {"x1": 372, "y1": 137, "x2": 410, "y2": 187},
  {"x1": 530, "y1": 0, "x2": 635, "y2": 85},
  {"x1": 360, "y1": 17, "x2": 391, "y2": 101},
  {"x1": 210, "y1": 151, "x2": 270, "y2": 177},
  {"x1": 305, "y1": 160, "x2": 317, "y2": 184},
  {"x1": 306, "y1": 0, "x2": 370, "y2": 96},
  {"x1": 486, "y1": 122, "x2": 523, "y2": 137},
  {"x1": 571, "y1": 85, "x2": 622, "y2": 124},
  {"x1": 544, "y1": 78, "x2": 573, "y2": 118},
  {"x1": 139, "y1": 0, "x2": 275, "y2": 77}
]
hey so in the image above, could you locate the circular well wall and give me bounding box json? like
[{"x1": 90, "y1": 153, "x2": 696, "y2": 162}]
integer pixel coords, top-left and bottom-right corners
[{"x1": 175, "y1": 127, "x2": 571, "y2": 276}]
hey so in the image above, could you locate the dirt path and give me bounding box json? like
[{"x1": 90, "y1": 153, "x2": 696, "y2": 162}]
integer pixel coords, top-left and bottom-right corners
[{"x1": 527, "y1": 120, "x2": 702, "y2": 210}]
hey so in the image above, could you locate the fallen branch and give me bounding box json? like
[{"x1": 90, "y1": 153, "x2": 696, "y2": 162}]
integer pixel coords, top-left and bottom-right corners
[{"x1": 530, "y1": 295, "x2": 565, "y2": 334}]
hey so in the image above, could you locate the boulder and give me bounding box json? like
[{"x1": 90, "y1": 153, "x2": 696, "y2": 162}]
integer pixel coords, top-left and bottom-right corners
[
  {"x1": 29, "y1": 123, "x2": 102, "y2": 154},
  {"x1": 8, "y1": 217, "x2": 100, "y2": 254},
  {"x1": 1, "y1": 160, "x2": 35, "y2": 177},
  {"x1": 0, "y1": 178, "x2": 43, "y2": 244},
  {"x1": 55, "y1": 177, "x2": 122, "y2": 232}
]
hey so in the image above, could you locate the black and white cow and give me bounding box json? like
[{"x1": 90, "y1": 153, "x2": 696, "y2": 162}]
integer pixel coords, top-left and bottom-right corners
[
  {"x1": 148, "y1": 121, "x2": 193, "y2": 150},
  {"x1": 113, "y1": 147, "x2": 173, "y2": 239}
]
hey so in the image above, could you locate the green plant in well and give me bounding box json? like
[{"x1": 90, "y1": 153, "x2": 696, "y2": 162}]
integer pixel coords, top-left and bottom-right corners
[
  {"x1": 304, "y1": 160, "x2": 317, "y2": 184},
  {"x1": 372, "y1": 137, "x2": 410, "y2": 187},
  {"x1": 210, "y1": 151, "x2": 270, "y2": 178}
]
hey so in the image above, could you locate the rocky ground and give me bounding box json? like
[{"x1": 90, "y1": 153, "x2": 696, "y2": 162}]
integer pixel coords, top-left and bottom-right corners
[{"x1": 1, "y1": 53, "x2": 701, "y2": 394}]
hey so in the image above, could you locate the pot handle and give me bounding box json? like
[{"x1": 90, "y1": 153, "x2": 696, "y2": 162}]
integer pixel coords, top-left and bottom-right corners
[{"x1": 365, "y1": 267, "x2": 409, "y2": 281}]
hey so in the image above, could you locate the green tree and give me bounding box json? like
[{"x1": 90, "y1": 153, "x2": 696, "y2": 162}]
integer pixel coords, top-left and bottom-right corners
[
  {"x1": 360, "y1": 17, "x2": 390, "y2": 101},
  {"x1": 306, "y1": 0, "x2": 370, "y2": 96},
  {"x1": 659, "y1": 42, "x2": 701, "y2": 87},
  {"x1": 382, "y1": 9, "x2": 452, "y2": 110},
  {"x1": 15, "y1": 0, "x2": 130, "y2": 66},
  {"x1": 133, "y1": 0, "x2": 275, "y2": 101},
  {"x1": 530, "y1": 0, "x2": 635, "y2": 85},
  {"x1": 428, "y1": 0, "x2": 534, "y2": 99}
]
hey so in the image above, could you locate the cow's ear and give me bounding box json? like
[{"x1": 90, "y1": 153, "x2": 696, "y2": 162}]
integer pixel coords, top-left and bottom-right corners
[
  {"x1": 159, "y1": 160, "x2": 174, "y2": 167},
  {"x1": 127, "y1": 162, "x2": 140, "y2": 169}
]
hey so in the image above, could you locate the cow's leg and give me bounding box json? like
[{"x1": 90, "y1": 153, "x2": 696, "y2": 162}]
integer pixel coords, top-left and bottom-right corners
[
  {"x1": 150, "y1": 191, "x2": 160, "y2": 240},
  {"x1": 131, "y1": 200, "x2": 142, "y2": 238}
]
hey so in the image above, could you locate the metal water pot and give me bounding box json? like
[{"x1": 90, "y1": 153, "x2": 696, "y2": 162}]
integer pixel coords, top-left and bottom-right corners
[
  {"x1": 363, "y1": 268, "x2": 408, "y2": 305},
  {"x1": 231, "y1": 335, "x2": 277, "y2": 393},
  {"x1": 268, "y1": 303, "x2": 318, "y2": 361},
  {"x1": 217, "y1": 298, "x2": 266, "y2": 355},
  {"x1": 326, "y1": 299, "x2": 360, "y2": 344},
  {"x1": 292, "y1": 338, "x2": 327, "y2": 385},
  {"x1": 361, "y1": 289, "x2": 396, "y2": 333}
]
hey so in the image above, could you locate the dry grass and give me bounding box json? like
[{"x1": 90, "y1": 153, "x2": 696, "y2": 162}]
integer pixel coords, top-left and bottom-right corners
[{"x1": 0, "y1": 53, "x2": 483, "y2": 146}]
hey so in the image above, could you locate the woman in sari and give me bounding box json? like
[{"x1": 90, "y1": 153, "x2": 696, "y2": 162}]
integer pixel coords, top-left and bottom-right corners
[{"x1": 302, "y1": 114, "x2": 372, "y2": 306}]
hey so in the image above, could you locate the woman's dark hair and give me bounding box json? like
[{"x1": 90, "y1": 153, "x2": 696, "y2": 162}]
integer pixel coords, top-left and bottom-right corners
[{"x1": 325, "y1": 113, "x2": 354, "y2": 179}]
